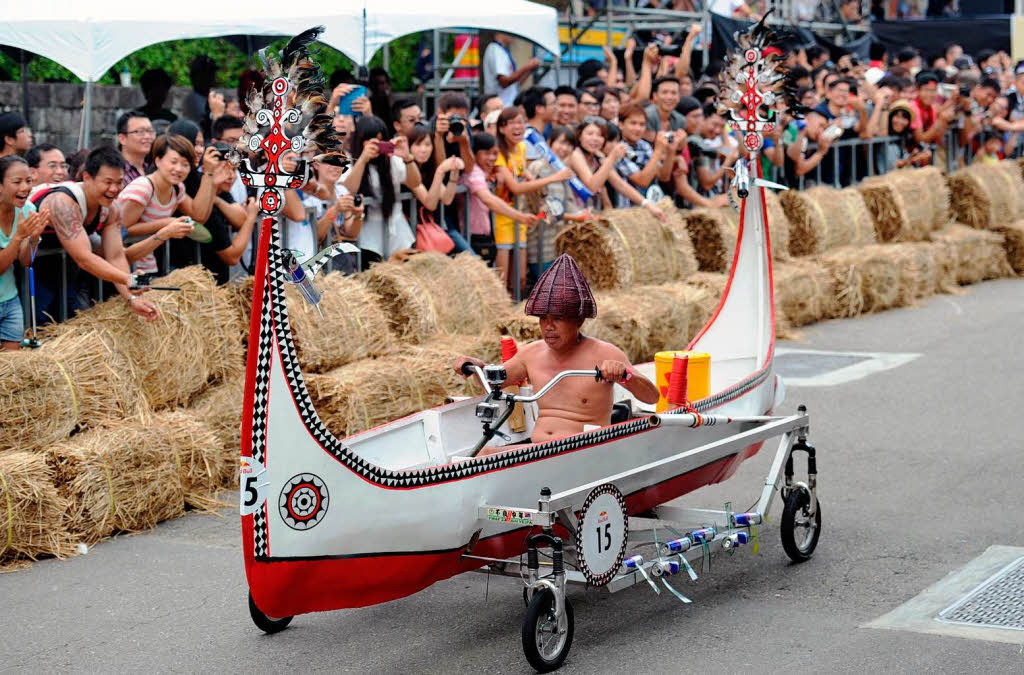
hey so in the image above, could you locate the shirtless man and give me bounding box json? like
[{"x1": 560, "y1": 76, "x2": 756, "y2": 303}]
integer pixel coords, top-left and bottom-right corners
[
  {"x1": 29, "y1": 146, "x2": 158, "y2": 323},
  {"x1": 453, "y1": 255, "x2": 659, "y2": 454}
]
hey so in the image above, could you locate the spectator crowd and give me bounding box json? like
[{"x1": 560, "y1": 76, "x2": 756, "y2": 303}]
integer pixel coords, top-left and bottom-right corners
[{"x1": 0, "y1": 27, "x2": 1021, "y2": 345}]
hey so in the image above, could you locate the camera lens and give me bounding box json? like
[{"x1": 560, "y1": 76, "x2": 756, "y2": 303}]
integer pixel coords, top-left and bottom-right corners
[
  {"x1": 450, "y1": 120, "x2": 465, "y2": 135},
  {"x1": 352, "y1": 194, "x2": 363, "y2": 207}
]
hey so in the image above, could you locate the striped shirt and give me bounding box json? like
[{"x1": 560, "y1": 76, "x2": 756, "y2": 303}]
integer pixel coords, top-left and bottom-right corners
[{"x1": 115, "y1": 176, "x2": 185, "y2": 274}]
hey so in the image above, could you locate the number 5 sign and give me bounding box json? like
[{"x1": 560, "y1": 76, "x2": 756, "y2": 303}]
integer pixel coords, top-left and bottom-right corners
[
  {"x1": 240, "y1": 456, "x2": 269, "y2": 516},
  {"x1": 575, "y1": 483, "x2": 628, "y2": 586}
]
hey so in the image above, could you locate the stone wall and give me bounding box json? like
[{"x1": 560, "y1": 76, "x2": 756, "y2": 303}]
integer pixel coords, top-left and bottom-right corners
[{"x1": 0, "y1": 81, "x2": 199, "y2": 153}]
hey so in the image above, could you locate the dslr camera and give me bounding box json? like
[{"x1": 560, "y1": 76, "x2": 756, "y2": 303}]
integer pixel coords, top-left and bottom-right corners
[{"x1": 448, "y1": 115, "x2": 467, "y2": 136}]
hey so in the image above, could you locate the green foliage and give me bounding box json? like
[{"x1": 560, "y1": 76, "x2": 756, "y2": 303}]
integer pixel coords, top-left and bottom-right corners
[{"x1": 0, "y1": 34, "x2": 423, "y2": 93}]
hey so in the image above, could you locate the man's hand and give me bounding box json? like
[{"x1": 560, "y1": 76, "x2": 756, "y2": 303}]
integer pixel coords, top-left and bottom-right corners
[
  {"x1": 452, "y1": 355, "x2": 486, "y2": 377},
  {"x1": 643, "y1": 43, "x2": 660, "y2": 67},
  {"x1": 351, "y1": 95, "x2": 371, "y2": 116},
  {"x1": 643, "y1": 201, "x2": 666, "y2": 221},
  {"x1": 127, "y1": 295, "x2": 159, "y2": 322},
  {"x1": 525, "y1": 57, "x2": 542, "y2": 72},
  {"x1": 208, "y1": 91, "x2": 226, "y2": 119},
  {"x1": 245, "y1": 197, "x2": 259, "y2": 219},
  {"x1": 597, "y1": 359, "x2": 631, "y2": 383},
  {"x1": 201, "y1": 145, "x2": 223, "y2": 175}
]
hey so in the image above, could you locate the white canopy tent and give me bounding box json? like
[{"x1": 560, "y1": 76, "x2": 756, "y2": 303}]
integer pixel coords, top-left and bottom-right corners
[{"x1": 0, "y1": 0, "x2": 559, "y2": 144}]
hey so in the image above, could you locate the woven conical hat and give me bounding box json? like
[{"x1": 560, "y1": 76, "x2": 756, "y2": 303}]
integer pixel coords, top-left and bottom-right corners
[{"x1": 524, "y1": 254, "x2": 597, "y2": 319}]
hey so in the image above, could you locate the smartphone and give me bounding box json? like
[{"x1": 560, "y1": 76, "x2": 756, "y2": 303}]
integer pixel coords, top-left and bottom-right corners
[
  {"x1": 377, "y1": 141, "x2": 395, "y2": 156},
  {"x1": 337, "y1": 85, "x2": 367, "y2": 116}
]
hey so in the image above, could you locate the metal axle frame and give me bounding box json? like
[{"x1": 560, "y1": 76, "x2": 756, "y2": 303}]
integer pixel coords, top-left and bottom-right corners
[{"x1": 469, "y1": 408, "x2": 817, "y2": 605}]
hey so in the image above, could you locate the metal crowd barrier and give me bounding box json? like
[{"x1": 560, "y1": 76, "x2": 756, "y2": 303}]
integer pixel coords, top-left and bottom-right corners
[{"x1": 19, "y1": 130, "x2": 990, "y2": 322}]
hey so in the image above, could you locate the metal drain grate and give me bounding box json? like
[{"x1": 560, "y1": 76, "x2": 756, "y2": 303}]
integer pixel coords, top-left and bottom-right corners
[{"x1": 937, "y1": 557, "x2": 1024, "y2": 631}]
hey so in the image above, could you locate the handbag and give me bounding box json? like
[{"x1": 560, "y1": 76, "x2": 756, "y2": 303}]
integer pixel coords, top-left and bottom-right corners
[{"x1": 414, "y1": 206, "x2": 455, "y2": 254}]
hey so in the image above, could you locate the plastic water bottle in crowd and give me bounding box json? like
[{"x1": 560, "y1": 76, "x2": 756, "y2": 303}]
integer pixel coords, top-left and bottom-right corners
[{"x1": 523, "y1": 127, "x2": 594, "y2": 203}]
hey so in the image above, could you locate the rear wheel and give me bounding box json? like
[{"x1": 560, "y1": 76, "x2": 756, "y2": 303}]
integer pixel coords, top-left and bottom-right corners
[
  {"x1": 522, "y1": 589, "x2": 574, "y2": 672},
  {"x1": 780, "y1": 487, "x2": 821, "y2": 562},
  {"x1": 248, "y1": 591, "x2": 293, "y2": 634}
]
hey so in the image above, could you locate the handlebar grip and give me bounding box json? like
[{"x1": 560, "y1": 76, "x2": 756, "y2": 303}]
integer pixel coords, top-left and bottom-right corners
[
  {"x1": 594, "y1": 366, "x2": 603, "y2": 382},
  {"x1": 460, "y1": 361, "x2": 476, "y2": 376}
]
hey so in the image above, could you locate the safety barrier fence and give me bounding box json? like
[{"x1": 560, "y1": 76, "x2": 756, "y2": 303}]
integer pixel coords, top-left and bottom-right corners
[{"x1": 17, "y1": 128, "x2": 992, "y2": 322}]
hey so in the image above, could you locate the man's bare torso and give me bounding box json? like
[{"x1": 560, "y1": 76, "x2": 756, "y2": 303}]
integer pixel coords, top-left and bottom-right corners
[{"x1": 517, "y1": 336, "x2": 625, "y2": 441}]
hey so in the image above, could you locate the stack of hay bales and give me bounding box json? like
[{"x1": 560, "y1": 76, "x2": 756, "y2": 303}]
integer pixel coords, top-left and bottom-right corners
[
  {"x1": 50, "y1": 266, "x2": 242, "y2": 410},
  {"x1": 187, "y1": 377, "x2": 244, "y2": 464},
  {"x1": 0, "y1": 352, "x2": 80, "y2": 453},
  {"x1": 947, "y1": 161, "x2": 1024, "y2": 229},
  {"x1": 554, "y1": 204, "x2": 697, "y2": 289},
  {"x1": 781, "y1": 186, "x2": 876, "y2": 256},
  {"x1": 305, "y1": 334, "x2": 498, "y2": 437},
  {"x1": 286, "y1": 273, "x2": 393, "y2": 372},
  {"x1": 857, "y1": 166, "x2": 950, "y2": 241},
  {"x1": 587, "y1": 284, "x2": 711, "y2": 364}
]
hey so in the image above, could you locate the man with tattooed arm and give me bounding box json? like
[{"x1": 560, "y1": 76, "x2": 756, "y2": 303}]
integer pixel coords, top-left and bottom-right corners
[{"x1": 29, "y1": 146, "x2": 159, "y2": 323}]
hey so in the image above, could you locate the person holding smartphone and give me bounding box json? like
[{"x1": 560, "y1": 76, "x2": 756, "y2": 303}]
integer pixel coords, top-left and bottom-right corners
[{"x1": 341, "y1": 115, "x2": 423, "y2": 269}]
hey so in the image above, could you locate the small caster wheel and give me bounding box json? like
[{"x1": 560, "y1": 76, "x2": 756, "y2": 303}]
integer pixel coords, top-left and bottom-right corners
[
  {"x1": 248, "y1": 591, "x2": 293, "y2": 634},
  {"x1": 522, "y1": 589, "x2": 574, "y2": 673},
  {"x1": 780, "y1": 486, "x2": 821, "y2": 563}
]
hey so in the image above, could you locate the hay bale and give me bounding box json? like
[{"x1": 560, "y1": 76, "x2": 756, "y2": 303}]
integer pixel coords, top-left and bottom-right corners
[
  {"x1": 947, "y1": 162, "x2": 1024, "y2": 229},
  {"x1": 306, "y1": 334, "x2": 494, "y2": 437},
  {"x1": 286, "y1": 273, "x2": 393, "y2": 372},
  {"x1": 0, "y1": 452, "x2": 75, "y2": 561},
  {"x1": 685, "y1": 272, "x2": 727, "y2": 329},
  {"x1": 881, "y1": 242, "x2": 943, "y2": 303},
  {"x1": 992, "y1": 220, "x2": 1024, "y2": 274},
  {"x1": 47, "y1": 423, "x2": 185, "y2": 544},
  {"x1": 554, "y1": 204, "x2": 697, "y2": 289},
  {"x1": 57, "y1": 267, "x2": 242, "y2": 410},
  {"x1": 684, "y1": 199, "x2": 790, "y2": 273},
  {"x1": 818, "y1": 245, "x2": 902, "y2": 317},
  {"x1": 364, "y1": 252, "x2": 511, "y2": 341},
  {"x1": 588, "y1": 284, "x2": 705, "y2": 363},
  {"x1": 857, "y1": 166, "x2": 950, "y2": 242},
  {"x1": 495, "y1": 303, "x2": 542, "y2": 343},
  {"x1": 929, "y1": 224, "x2": 1013, "y2": 285},
  {"x1": 781, "y1": 186, "x2": 876, "y2": 256},
  {"x1": 188, "y1": 377, "x2": 244, "y2": 466},
  {"x1": 0, "y1": 352, "x2": 78, "y2": 453},
  {"x1": 39, "y1": 327, "x2": 149, "y2": 431},
  {"x1": 773, "y1": 259, "x2": 832, "y2": 327},
  {"x1": 763, "y1": 189, "x2": 792, "y2": 261},
  {"x1": 151, "y1": 411, "x2": 230, "y2": 510}
]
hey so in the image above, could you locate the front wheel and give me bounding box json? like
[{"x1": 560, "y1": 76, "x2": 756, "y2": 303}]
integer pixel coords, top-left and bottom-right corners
[
  {"x1": 248, "y1": 591, "x2": 293, "y2": 634},
  {"x1": 522, "y1": 589, "x2": 574, "y2": 673},
  {"x1": 780, "y1": 487, "x2": 821, "y2": 562}
]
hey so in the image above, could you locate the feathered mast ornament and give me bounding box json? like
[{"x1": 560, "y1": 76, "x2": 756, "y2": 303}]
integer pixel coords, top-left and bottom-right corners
[
  {"x1": 229, "y1": 26, "x2": 355, "y2": 317},
  {"x1": 228, "y1": 25, "x2": 349, "y2": 217},
  {"x1": 718, "y1": 11, "x2": 805, "y2": 158},
  {"x1": 716, "y1": 11, "x2": 803, "y2": 205}
]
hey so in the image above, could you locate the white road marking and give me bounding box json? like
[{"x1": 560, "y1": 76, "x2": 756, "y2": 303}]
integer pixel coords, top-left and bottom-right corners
[{"x1": 775, "y1": 347, "x2": 921, "y2": 387}]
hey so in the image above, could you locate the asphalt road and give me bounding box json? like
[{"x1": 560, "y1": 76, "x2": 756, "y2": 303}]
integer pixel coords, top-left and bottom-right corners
[{"x1": 3, "y1": 279, "x2": 1024, "y2": 674}]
